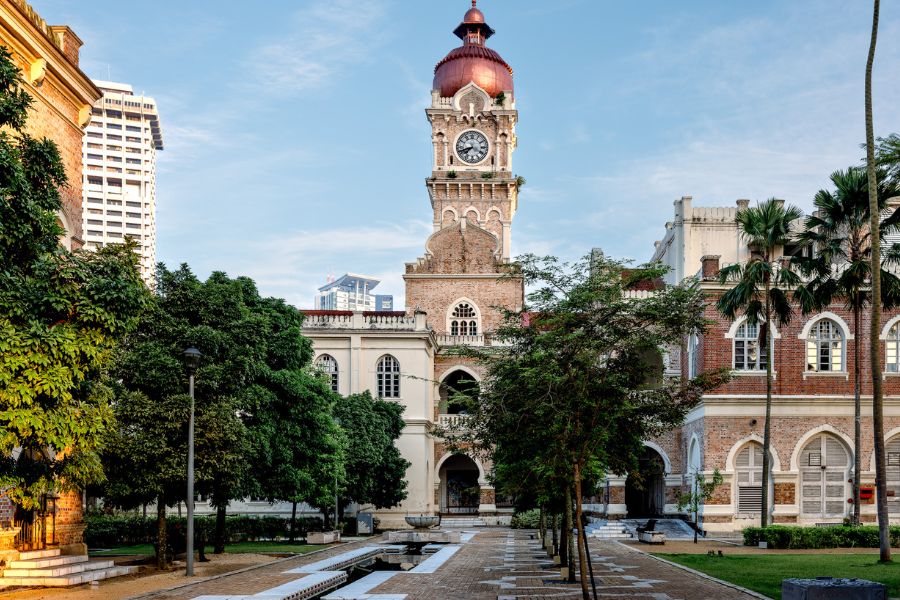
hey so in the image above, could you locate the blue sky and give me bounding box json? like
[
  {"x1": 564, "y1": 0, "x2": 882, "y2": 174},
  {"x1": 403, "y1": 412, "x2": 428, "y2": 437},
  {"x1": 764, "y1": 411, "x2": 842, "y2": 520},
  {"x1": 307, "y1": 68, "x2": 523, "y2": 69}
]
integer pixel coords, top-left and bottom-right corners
[{"x1": 36, "y1": 0, "x2": 900, "y2": 308}]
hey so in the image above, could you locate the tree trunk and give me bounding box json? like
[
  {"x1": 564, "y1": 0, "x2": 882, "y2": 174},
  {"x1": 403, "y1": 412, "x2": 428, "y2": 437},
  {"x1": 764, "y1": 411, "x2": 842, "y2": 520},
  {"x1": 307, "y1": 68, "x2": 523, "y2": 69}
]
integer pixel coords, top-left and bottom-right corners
[
  {"x1": 574, "y1": 465, "x2": 590, "y2": 600},
  {"x1": 539, "y1": 506, "x2": 546, "y2": 544},
  {"x1": 156, "y1": 497, "x2": 168, "y2": 571},
  {"x1": 551, "y1": 512, "x2": 559, "y2": 557},
  {"x1": 865, "y1": 0, "x2": 891, "y2": 563},
  {"x1": 558, "y1": 511, "x2": 567, "y2": 566},
  {"x1": 213, "y1": 505, "x2": 226, "y2": 554},
  {"x1": 564, "y1": 486, "x2": 575, "y2": 583},
  {"x1": 289, "y1": 502, "x2": 298, "y2": 543},
  {"x1": 854, "y1": 302, "x2": 862, "y2": 525},
  {"x1": 761, "y1": 287, "x2": 772, "y2": 528}
]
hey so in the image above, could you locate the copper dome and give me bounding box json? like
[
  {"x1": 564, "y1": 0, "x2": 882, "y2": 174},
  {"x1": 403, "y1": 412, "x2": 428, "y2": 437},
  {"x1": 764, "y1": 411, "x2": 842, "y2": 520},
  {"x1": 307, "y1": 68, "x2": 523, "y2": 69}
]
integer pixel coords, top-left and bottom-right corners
[
  {"x1": 463, "y1": 7, "x2": 485, "y2": 24},
  {"x1": 435, "y1": 1, "x2": 513, "y2": 99}
]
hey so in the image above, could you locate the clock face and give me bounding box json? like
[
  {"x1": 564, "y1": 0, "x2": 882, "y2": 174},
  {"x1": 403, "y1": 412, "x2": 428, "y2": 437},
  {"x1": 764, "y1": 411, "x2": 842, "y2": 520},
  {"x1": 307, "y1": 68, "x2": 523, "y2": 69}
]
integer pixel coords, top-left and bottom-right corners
[{"x1": 456, "y1": 130, "x2": 489, "y2": 164}]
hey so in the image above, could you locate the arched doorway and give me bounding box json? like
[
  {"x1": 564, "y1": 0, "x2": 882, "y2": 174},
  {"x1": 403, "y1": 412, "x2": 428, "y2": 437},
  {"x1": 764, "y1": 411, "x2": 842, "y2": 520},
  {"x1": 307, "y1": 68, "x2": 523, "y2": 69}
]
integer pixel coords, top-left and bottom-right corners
[
  {"x1": 439, "y1": 369, "x2": 479, "y2": 415},
  {"x1": 799, "y1": 434, "x2": 850, "y2": 520},
  {"x1": 438, "y1": 454, "x2": 481, "y2": 515},
  {"x1": 625, "y1": 446, "x2": 666, "y2": 517}
]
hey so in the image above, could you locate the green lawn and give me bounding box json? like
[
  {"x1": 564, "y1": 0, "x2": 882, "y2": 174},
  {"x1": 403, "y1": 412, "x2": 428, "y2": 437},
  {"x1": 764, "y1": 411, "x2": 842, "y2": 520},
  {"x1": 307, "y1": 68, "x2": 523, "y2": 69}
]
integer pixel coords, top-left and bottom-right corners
[
  {"x1": 90, "y1": 542, "x2": 321, "y2": 556},
  {"x1": 654, "y1": 553, "x2": 898, "y2": 600}
]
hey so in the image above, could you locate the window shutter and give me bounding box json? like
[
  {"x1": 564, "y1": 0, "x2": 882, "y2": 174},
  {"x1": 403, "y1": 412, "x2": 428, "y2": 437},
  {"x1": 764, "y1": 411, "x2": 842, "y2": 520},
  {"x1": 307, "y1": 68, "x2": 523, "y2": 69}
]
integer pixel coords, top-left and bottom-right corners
[
  {"x1": 738, "y1": 486, "x2": 762, "y2": 513},
  {"x1": 888, "y1": 438, "x2": 900, "y2": 515}
]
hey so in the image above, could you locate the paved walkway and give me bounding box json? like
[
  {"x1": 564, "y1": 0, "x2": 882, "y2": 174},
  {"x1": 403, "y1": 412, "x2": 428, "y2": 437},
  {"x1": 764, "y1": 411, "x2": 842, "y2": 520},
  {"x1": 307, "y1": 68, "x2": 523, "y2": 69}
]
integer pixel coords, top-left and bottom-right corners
[{"x1": 128, "y1": 529, "x2": 758, "y2": 600}]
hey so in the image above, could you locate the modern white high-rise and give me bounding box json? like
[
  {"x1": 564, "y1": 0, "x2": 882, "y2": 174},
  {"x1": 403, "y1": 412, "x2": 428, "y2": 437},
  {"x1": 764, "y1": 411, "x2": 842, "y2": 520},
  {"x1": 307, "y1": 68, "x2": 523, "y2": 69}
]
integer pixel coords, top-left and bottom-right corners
[
  {"x1": 315, "y1": 274, "x2": 394, "y2": 312},
  {"x1": 82, "y1": 80, "x2": 163, "y2": 285}
]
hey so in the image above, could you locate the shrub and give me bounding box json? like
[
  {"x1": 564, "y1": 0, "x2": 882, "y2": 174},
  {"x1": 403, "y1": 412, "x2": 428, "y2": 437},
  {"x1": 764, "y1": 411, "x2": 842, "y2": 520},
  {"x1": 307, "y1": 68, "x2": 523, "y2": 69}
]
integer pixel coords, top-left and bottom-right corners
[
  {"x1": 510, "y1": 509, "x2": 541, "y2": 529},
  {"x1": 743, "y1": 525, "x2": 900, "y2": 549},
  {"x1": 84, "y1": 514, "x2": 326, "y2": 548}
]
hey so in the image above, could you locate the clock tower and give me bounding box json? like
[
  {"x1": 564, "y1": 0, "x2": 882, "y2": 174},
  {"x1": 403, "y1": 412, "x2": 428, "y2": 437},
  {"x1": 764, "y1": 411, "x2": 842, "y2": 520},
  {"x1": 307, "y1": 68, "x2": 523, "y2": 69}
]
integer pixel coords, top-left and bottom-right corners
[{"x1": 405, "y1": 0, "x2": 524, "y2": 339}]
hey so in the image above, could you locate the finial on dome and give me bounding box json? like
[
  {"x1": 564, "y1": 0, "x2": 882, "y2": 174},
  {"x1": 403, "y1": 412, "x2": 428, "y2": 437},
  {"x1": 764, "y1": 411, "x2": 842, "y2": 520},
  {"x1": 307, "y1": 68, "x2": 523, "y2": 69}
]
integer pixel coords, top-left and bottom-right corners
[{"x1": 472, "y1": 0, "x2": 477, "y2": 7}]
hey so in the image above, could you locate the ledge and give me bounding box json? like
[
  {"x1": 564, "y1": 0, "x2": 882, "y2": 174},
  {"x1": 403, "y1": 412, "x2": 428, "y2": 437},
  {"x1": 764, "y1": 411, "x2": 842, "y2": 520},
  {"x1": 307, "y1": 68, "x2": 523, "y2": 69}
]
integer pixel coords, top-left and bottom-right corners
[{"x1": 802, "y1": 371, "x2": 848, "y2": 380}]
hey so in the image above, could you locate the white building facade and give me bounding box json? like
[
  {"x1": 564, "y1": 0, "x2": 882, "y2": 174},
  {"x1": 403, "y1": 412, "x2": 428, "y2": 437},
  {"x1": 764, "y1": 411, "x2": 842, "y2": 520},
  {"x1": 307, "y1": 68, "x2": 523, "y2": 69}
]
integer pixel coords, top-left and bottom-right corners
[{"x1": 82, "y1": 80, "x2": 163, "y2": 285}]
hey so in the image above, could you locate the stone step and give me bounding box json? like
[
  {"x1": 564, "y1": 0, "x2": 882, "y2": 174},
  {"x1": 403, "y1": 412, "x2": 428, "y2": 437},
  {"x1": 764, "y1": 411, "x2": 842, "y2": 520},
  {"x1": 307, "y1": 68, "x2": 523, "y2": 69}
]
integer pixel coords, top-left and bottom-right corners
[
  {"x1": 0, "y1": 565, "x2": 139, "y2": 587},
  {"x1": 3, "y1": 559, "x2": 115, "y2": 578},
  {"x1": 7, "y1": 554, "x2": 88, "y2": 570},
  {"x1": 17, "y1": 549, "x2": 61, "y2": 561}
]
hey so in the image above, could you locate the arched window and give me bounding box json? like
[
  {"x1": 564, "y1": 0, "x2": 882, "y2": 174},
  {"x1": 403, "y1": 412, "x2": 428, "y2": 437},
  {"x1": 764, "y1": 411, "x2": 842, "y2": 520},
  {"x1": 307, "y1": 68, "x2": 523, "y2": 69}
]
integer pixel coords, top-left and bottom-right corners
[
  {"x1": 315, "y1": 354, "x2": 339, "y2": 392},
  {"x1": 377, "y1": 355, "x2": 401, "y2": 399},
  {"x1": 735, "y1": 443, "x2": 764, "y2": 514},
  {"x1": 450, "y1": 302, "x2": 479, "y2": 337},
  {"x1": 806, "y1": 319, "x2": 844, "y2": 372},
  {"x1": 887, "y1": 324, "x2": 900, "y2": 373},
  {"x1": 734, "y1": 322, "x2": 767, "y2": 371}
]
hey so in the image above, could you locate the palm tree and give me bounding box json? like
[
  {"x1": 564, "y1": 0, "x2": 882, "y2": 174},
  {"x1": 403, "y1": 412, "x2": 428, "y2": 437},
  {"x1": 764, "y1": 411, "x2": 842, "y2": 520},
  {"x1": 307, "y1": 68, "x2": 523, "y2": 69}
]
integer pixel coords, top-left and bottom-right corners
[
  {"x1": 864, "y1": 0, "x2": 891, "y2": 564},
  {"x1": 794, "y1": 167, "x2": 900, "y2": 525},
  {"x1": 717, "y1": 198, "x2": 803, "y2": 528}
]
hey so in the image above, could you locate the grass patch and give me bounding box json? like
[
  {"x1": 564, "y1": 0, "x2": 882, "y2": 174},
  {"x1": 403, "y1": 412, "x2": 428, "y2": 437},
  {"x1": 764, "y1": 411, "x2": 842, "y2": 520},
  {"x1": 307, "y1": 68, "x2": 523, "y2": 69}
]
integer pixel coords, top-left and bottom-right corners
[
  {"x1": 654, "y1": 553, "x2": 897, "y2": 600},
  {"x1": 90, "y1": 541, "x2": 322, "y2": 557}
]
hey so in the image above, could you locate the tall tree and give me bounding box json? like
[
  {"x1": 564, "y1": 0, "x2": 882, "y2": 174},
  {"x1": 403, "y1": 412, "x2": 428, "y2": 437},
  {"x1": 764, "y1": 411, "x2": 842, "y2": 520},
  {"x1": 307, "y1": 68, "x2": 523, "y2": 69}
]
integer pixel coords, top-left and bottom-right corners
[
  {"x1": 717, "y1": 199, "x2": 803, "y2": 527},
  {"x1": 0, "y1": 44, "x2": 147, "y2": 518},
  {"x1": 332, "y1": 391, "x2": 410, "y2": 515},
  {"x1": 794, "y1": 168, "x2": 900, "y2": 524},
  {"x1": 864, "y1": 0, "x2": 891, "y2": 563},
  {"x1": 452, "y1": 253, "x2": 727, "y2": 599}
]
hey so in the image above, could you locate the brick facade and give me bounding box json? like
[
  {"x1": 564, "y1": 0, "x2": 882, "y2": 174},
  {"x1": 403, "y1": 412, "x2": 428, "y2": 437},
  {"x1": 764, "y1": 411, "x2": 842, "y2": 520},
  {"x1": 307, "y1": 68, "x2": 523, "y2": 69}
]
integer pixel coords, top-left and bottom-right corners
[
  {"x1": 0, "y1": 0, "x2": 98, "y2": 553},
  {"x1": 605, "y1": 277, "x2": 900, "y2": 530}
]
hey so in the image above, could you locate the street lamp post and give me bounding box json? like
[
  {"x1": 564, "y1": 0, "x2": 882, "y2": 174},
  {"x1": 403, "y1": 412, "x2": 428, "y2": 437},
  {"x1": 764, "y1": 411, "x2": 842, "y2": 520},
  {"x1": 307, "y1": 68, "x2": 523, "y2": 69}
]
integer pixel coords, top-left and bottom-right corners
[
  {"x1": 183, "y1": 347, "x2": 202, "y2": 577},
  {"x1": 333, "y1": 417, "x2": 342, "y2": 533}
]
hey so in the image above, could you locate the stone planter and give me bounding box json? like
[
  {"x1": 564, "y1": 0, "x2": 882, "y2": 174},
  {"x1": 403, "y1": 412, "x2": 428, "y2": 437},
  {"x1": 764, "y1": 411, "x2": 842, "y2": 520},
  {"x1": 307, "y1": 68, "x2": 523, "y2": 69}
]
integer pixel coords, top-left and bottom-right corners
[{"x1": 307, "y1": 531, "x2": 341, "y2": 545}]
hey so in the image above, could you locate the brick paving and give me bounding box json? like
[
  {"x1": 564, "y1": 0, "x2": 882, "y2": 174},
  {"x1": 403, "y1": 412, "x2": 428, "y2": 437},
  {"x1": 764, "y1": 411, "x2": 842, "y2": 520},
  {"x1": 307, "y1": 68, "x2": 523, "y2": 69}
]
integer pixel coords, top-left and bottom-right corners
[{"x1": 128, "y1": 529, "x2": 758, "y2": 600}]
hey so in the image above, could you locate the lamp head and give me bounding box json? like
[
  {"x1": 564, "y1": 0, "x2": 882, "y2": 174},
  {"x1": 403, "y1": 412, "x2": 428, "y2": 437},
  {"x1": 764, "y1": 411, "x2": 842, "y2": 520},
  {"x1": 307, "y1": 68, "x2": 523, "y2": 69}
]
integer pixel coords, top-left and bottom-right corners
[{"x1": 183, "y1": 347, "x2": 202, "y2": 373}]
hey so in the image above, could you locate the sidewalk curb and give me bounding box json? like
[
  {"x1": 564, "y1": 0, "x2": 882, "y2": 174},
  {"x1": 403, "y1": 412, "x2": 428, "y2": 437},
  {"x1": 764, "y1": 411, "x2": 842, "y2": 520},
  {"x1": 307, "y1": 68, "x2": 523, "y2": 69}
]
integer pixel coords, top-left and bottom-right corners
[
  {"x1": 615, "y1": 540, "x2": 772, "y2": 600},
  {"x1": 124, "y1": 539, "x2": 372, "y2": 600}
]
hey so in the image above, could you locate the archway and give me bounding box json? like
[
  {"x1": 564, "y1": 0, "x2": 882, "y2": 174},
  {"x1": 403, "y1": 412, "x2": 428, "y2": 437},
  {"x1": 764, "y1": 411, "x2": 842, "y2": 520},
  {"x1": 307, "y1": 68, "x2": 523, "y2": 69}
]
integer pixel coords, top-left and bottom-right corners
[
  {"x1": 438, "y1": 454, "x2": 481, "y2": 515},
  {"x1": 439, "y1": 369, "x2": 479, "y2": 415},
  {"x1": 625, "y1": 446, "x2": 666, "y2": 517}
]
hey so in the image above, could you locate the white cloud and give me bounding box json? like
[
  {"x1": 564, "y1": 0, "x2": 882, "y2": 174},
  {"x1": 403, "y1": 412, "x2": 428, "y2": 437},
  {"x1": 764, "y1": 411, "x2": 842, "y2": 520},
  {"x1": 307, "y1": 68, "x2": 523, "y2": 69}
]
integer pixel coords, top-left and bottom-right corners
[
  {"x1": 247, "y1": 0, "x2": 388, "y2": 96},
  {"x1": 226, "y1": 219, "x2": 431, "y2": 308},
  {"x1": 535, "y1": 4, "x2": 900, "y2": 263}
]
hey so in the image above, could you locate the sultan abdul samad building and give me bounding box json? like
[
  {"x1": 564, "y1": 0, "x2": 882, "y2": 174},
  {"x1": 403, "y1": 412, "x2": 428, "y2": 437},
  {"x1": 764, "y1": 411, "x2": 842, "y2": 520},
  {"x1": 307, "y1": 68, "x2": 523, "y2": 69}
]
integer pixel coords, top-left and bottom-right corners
[{"x1": 303, "y1": 1, "x2": 521, "y2": 529}]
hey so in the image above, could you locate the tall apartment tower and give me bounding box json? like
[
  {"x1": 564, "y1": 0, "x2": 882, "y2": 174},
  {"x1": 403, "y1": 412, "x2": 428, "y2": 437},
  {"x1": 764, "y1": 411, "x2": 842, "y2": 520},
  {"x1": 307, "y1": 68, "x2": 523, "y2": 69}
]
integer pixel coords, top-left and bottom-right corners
[{"x1": 82, "y1": 80, "x2": 163, "y2": 284}]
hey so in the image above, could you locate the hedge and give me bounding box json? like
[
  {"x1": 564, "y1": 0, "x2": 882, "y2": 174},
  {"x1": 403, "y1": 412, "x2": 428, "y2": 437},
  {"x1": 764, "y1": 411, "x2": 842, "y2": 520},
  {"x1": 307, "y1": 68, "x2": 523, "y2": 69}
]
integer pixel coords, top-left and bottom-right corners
[
  {"x1": 743, "y1": 525, "x2": 900, "y2": 549},
  {"x1": 84, "y1": 514, "x2": 325, "y2": 548}
]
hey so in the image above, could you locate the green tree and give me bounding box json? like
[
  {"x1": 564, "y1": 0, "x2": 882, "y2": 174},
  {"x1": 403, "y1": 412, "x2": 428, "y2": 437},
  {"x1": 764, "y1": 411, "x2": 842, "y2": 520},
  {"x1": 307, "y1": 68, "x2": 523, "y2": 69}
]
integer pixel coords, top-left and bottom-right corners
[
  {"x1": 794, "y1": 167, "x2": 900, "y2": 524},
  {"x1": 875, "y1": 134, "x2": 900, "y2": 185},
  {"x1": 452, "y1": 253, "x2": 727, "y2": 599},
  {"x1": 676, "y1": 470, "x2": 723, "y2": 544},
  {"x1": 864, "y1": 0, "x2": 891, "y2": 563},
  {"x1": 0, "y1": 45, "x2": 147, "y2": 517},
  {"x1": 333, "y1": 391, "x2": 410, "y2": 517},
  {"x1": 249, "y1": 369, "x2": 344, "y2": 539},
  {"x1": 717, "y1": 198, "x2": 803, "y2": 528},
  {"x1": 102, "y1": 266, "x2": 340, "y2": 564}
]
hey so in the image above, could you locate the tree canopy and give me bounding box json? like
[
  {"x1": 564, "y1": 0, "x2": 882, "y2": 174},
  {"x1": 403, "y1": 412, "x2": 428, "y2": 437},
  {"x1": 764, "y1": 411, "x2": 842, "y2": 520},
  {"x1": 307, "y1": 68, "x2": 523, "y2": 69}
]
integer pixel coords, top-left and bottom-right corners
[
  {"x1": 0, "y1": 46, "x2": 148, "y2": 511},
  {"x1": 447, "y1": 252, "x2": 728, "y2": 598}
]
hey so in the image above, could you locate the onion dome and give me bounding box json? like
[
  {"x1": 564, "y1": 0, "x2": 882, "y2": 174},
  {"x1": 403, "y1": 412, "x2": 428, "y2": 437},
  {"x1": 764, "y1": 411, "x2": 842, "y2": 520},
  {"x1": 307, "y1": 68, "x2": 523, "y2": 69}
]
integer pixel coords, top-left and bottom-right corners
[{"x1": 433, "y1": 1, "x2": 514, "y2": 99}]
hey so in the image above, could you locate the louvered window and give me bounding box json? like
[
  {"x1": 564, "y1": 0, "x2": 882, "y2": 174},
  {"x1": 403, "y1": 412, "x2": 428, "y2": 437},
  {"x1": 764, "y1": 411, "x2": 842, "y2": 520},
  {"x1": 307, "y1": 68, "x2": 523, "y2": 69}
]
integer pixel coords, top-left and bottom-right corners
[
  {"x1": 800, "y1": 435, "x2": 850, "y2": 518},
  {"x1": 806, "y1": 319, "x2": 844, "y2": 372},
  {"x1": 735, "y1": 443, "x2": 764, "y2": 514},
  {"x1": 888, "y1": 438, "x2": 900, "y2": 515},
  {"x1": 734, "y1": 322, "x2": 768, "y2": 371},
  {"x1": 887, "y1": 324, "x2": 900, "y2": 373}
]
